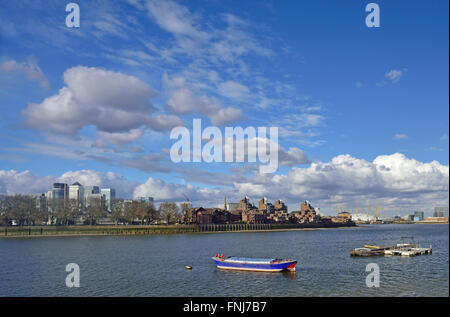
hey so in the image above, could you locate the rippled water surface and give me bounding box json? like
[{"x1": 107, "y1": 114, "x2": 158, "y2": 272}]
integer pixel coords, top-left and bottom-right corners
[{"x1": 0, "y1": 224, "x2": 448, "y2": 296}]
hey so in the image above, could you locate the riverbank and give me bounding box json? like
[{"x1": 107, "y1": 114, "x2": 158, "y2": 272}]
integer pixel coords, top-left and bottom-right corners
[{"x1": 0, "y1": 222, "x2": 356, "y2": 238}]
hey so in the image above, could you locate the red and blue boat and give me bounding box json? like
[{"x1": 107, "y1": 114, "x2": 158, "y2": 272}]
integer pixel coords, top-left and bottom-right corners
[{"x1": 212, "y1": 255, "x2": 297, "y2": 272}]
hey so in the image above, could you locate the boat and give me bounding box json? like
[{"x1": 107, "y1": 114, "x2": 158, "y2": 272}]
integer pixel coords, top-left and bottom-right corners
[
  {"x1": 350, "y1": 248, "x2": 385, "y2": 257},
  {"x1": 212, "y1": 255, "x2": 297, "y2": 272}
]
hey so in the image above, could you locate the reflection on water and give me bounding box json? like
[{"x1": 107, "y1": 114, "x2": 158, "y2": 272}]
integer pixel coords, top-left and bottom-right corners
[
  {"x1": 215, "y1": 268, "x2": 298, "y2": 280},
  {"x1": 0, "y1": 224, "x2": 448, "y2": 296}
]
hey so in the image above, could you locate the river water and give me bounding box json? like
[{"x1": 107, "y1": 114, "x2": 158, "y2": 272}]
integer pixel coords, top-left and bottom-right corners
[{"x1": 0, "y1": 224, "x2": 448, "y2": 297}]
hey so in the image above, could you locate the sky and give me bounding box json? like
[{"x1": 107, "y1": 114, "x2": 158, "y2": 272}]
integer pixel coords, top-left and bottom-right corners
[{"x1": 0, "y1": 0, "x2": 448, "y2": 216}]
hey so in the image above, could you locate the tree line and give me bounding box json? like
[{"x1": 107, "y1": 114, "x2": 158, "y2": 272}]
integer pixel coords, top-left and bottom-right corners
[{"x1": 0, "y1": 195, "x2": 183, "y2": 226}]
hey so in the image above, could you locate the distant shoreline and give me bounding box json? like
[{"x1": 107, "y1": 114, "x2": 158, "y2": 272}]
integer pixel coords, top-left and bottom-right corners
[
  {"x1": 1, "y1": 222, "x2": 447, "y2": 239},
  {"x1": 0, "y1": 223, "x2": 359, "y2": 239}
]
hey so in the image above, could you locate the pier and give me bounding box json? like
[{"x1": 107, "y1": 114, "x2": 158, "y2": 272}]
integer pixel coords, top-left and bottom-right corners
[
  {"x1": 384, "y1": 247, "x2": 432, "y2": 256},
  {"x1": 1, "y1": 222, "x2": 356, "y2": 238},
  {"x1": 196, "y1": 223, "x2": 272, "y2": 232}
]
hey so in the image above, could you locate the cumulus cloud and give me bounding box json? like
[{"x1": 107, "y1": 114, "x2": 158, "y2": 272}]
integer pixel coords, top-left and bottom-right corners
[
  {"x1": 0, "y1": 169, "x2": 138, "y2": 198},
  {"x1": 0, "y1": 170, "x2": 54, "y2": 195},
  {"x1": 245, "y1": 153, "x2": 449, "y2": 213},
  {"x1": 1, "y1": 153, "x2": 447, "y2": 215},
  {"x1": 279, "y1": 147, "x2": 311, "y2": 166},
  {"x1": 58, "y1": 170, "x2": 139, "y2": 198},
  {"x1": 218, "y1": 80, "x2": 250, "y2": 100},
  {"x1": 97, "y1": 128, "x2": 144, "y2": 146},
  {"x1": 164, "y1": 74, "x2": 242, "y2": 125},
  {"x1": 133, "y1": 177, "x2": 219, "y2": 202},
  {"x1": 0, "y1": 59, "x2": 49, "y2": 88},
  {"x1": 22, "y1": 66, "x2": 181, "y2": 135}
]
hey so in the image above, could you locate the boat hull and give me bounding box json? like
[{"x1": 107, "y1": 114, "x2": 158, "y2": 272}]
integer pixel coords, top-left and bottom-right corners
[{"x1": 212, "y1": 258, "x2": 297, "y2": 272}]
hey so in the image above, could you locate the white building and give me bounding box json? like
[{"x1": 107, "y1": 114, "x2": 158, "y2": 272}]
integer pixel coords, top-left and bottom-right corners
[{"x1": 69, "y1": 182, "x2": 84, "y2": 204}]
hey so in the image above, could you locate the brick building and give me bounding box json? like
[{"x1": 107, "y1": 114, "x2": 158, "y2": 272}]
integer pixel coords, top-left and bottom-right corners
[{"x1": 290, "y1": 200, "x2": 319, "y2": 223}]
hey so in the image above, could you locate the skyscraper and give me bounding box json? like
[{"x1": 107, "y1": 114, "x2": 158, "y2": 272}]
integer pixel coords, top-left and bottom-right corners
[
  {"x1": 69, "y1": 182, "x2": 84, "y2": 205},
  {"x1": 136, "y1": 196, "x2": 154, "y2": 205},
  {"x1": 101, "y1": 188, "x2": 116, "y2": 212},
  {"x1": 84, "y1": 185, "x2": 100, "y2": 208},
  {"x1": 50, "y1": 183, "x2": 68, "y2": 200}
]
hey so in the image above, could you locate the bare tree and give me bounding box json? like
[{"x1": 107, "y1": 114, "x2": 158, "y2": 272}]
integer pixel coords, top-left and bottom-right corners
[
  {"x1": 159, "y1": 202, "x2": 180, "y2": 224},
  {"x1": 111, "y1": 199, "x2": 125, "y2": 225},
  {"x1": 85, "y1": 198, "x2": 106, "y2": 225}
]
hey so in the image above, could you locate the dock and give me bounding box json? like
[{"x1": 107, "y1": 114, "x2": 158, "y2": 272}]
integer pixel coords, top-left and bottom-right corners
[
  {"x1": 350, "y1": 237, "x2": 432, "y2": 257},
  {"x1": 384, "y1": 247, "x2": 432, "y2": 257}
]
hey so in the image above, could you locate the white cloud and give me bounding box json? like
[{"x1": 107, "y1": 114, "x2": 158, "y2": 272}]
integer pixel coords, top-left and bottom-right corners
[
  {"x1": 143, "y1": 0, "x2": 209, "y2": 41},
  {"x1": 279, "y1": 147, "x2": 311, "y2": 166},
  {"x1": 97, "y1": 128, "x2": 144, "y2": 146},
  {"x1": 133, "y1": 177, "x2": 219, "y2": 202},
  {"x1": 218, "y1": 80, "x2": 250, "y2": 100},
  {"x1": 59, "y1": 170, "x2": 139, "y2": 198},
  {"x1": 251, "y1": 153, "x2": 448, "y2": 213},
  {"x1": 164, "y1": 74, "x2": 242, "y2": 125},
  {"x1": 1, "y1": 153, "x2": 448, "y2": 214},
  {"x1": 0, "y1": 170, "x2": 54, "y2": 195},
  {"x1": 394, "y1": 133, "x2": 408, "y2": 140},
  {"x1": 0, "y1": 59, "x2": 49, "y2": 88},
  {"x1": 385, "y1": 69, "x2": 403, "y2": 83},
  {"x1": 210, "y1": 107, "x2": 243, "y2": 126},
  {"x1": 22, "y1": 66, "x2": 182, "y2": 135},
  {"x1": 0, "y1": 169, "x2": 138, "y2": 198}
]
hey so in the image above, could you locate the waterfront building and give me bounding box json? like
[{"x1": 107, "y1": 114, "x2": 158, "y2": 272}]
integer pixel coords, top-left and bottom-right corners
[
  {"x1": 290, "y1": 201, "x2": 319, "y2": 223},
  {"x1": 241, "y1": 209, "x2": 265, "y2": 223},
  {"x1": 183, "y1": 207, "x2": 241, "y2": 224},
  {"x1": 183, "y1": 207, "x2": 204, "y2": 223},
  {"x1": 227, "y1": 202, "x2": 239, "y2": 211},
  {"x1": 101, "y1": 188, "x2": 116, "y2": 212},
  {"x1": 228, "y1": 210, "x2": 242, "y2": 222},
  {"x1": 414, "y1": 211, "x2": 424, "y2": 221},
  {"x1": 258, "y1": 197, "x2": 274, "y2": 213},
  {"x1": 237, "y1": 196, "x2": 255, "y2": 212},
  {"x1": 274, "y1": 200, "x2": 288, "y2": 213},
  {"x1": 433, "y1": 206, "x2": 449, "y2": 218}
]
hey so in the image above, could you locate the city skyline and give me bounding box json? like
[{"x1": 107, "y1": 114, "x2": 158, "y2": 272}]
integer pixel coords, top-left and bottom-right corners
[{"x1": 0, "y1": 0, "x2": 448, "y2": 216}]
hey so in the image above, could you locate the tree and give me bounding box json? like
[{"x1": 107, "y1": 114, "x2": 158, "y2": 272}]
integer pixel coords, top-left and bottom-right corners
[
  {"x1": 64, "y1": 199, "x2": 80, "y2": 225},
  {"x1": 142, "y1": 202, "x2": 159, "y2": 224},
  {"x1": 123, "y1": 201, "x2": 137, "y2": 225},
  {"x1": 85, "y1": 198, "x2": 106, "y2": 225},
  {"x1": 180, "y1": 202, "x2": 192, "y2": 223},
  {"x1": 159, "y1": 202, "x2": 180, "y2": 224},
  {"x1": 0, "y1": 195, "x2": 13, "y2": 226},
  {"x1": 111, "y1": 199, "x2": 125, "y2": 225},
  {"x1": 10, "y1": 195, "x2": 37, "y2": 226}
]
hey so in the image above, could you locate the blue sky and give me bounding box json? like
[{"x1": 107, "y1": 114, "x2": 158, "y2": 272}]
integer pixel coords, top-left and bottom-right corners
[{"x1": 0, "y1": 0, "x2": 448, "y2": 215}]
